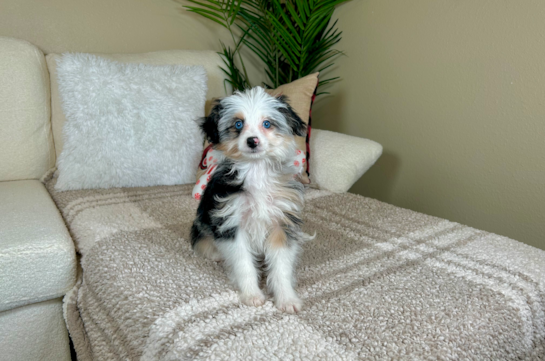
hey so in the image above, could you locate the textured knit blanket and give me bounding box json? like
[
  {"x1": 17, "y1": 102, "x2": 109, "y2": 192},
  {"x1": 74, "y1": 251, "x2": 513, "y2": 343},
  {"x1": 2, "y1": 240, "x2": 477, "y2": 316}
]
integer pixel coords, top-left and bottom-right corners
[{"x1": 43, "y1": 174, "x2": 545, "y2": 360}]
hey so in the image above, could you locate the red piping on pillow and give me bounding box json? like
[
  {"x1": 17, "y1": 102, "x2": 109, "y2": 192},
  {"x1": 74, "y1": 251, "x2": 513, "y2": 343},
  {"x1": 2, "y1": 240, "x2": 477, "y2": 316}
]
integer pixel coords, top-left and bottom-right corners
[
  {"x1": 305, "y1": 79, "x2": 319, "y2": 179},
  {"x1": 199, "y1": 144, "x2": 213, "y2": 170}
]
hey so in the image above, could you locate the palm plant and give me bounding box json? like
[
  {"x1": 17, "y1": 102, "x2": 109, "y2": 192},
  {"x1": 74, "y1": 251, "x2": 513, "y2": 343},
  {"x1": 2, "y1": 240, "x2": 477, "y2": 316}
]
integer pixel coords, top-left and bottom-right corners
[{"x1": 184, "y1": 0, "x2": 350, "y2": 94}]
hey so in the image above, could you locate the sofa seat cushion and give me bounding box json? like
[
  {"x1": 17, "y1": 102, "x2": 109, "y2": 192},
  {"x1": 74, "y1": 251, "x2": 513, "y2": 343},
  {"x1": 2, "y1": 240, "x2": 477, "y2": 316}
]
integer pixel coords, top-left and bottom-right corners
[
  {"x1": 0, "y1": 298, "x2": 71, "y2": 361},
  {"x1": 0, "y1": 180, "x2": 76, "y2": 312}
]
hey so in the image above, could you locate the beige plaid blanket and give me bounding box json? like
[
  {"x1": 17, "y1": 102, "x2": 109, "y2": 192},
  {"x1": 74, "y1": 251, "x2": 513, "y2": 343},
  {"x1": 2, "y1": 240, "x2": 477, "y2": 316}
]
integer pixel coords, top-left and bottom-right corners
[{"x1": 43, "y1": 173, "x2": 545, "y2": 360}]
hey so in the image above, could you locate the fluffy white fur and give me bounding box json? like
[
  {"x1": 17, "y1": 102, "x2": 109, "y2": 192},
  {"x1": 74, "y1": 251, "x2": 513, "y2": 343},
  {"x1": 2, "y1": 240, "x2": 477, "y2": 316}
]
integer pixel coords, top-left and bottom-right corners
[
  {"x1": 55, "y1": 53, "x2": 207, "y2": 191},
  {"x1": 216, "y1": 163, "x2": 306, "y2": 312}
]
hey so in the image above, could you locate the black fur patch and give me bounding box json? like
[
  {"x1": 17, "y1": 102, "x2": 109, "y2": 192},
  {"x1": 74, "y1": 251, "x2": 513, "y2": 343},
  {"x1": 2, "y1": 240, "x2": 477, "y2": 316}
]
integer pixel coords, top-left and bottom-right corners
[
  {"x1": 191, "y1": 160, "x2": 243, "y2": 247},
  {"x1": 276, "y1": 95, "x2": 307, "y2": 137},
  {"x1": 284, "y1": 212, "x2": 303, "y2": 227},
  {"x1": 198, "y1": 100, "x2": 223, "y2": 144},
  {"x1": 283, "y1": 225, "x2": 300, "y2": 242},
  {"x1": 218, "y1": 119, "x2": 243, "y2": 141}
]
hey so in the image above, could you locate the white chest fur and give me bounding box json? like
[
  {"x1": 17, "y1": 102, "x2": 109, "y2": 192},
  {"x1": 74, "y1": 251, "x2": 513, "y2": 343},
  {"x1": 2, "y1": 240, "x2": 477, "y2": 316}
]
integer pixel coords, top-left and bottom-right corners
[{"x1": 215, "y1": 161, "x2": 303, "y2": 251}]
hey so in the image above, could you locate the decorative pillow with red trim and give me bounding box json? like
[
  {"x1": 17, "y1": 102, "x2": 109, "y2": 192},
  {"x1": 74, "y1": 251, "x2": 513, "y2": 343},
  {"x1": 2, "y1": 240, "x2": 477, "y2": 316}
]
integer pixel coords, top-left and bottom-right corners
[{"x1": 195, "y1": 73, "x2": 319, "y2": 185}]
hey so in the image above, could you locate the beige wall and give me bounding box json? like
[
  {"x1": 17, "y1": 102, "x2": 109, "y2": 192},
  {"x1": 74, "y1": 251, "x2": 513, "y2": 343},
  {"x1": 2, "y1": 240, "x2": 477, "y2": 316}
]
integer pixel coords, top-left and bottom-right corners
[
  {"x1": 0, "y1": 0, "x2": 262, "y2": 81},
  {"x1": 314, "y1": 0, "x2": 545, "y2": 250},
  {"x1": 0, "y1": 0, "x2": 217, "y2": 54}
]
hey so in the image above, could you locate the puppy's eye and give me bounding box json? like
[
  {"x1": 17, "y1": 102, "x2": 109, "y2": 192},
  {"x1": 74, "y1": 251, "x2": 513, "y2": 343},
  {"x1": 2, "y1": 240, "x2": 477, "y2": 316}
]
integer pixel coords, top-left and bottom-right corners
[
  {"x1": 263, "y1": 120, "x2": 271, "y2": 129},
  {"x1": 235, "y1": 120, "x2": 244, "y2": 130}
]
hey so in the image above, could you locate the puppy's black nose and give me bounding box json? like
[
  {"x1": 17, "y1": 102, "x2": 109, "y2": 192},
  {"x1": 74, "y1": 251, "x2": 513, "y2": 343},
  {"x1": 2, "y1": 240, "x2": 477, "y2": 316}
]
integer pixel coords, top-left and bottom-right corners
[{"x1": 246, "y1": 137, "x2": 259, "y2": 149}]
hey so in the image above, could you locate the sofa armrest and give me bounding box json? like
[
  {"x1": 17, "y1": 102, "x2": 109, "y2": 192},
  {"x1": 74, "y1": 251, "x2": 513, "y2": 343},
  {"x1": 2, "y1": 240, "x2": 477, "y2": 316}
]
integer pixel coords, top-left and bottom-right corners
[
  {"x1": 309, "y1": 129, "x2": 382, "y2": 193},
  {"x1": 0, "y1": 180, "x2": 76, "y2": 312}
]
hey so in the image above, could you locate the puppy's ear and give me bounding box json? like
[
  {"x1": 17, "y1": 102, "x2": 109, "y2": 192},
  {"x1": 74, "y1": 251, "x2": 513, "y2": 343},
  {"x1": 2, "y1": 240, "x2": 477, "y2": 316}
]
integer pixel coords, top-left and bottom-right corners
[
  {"x1": 198, "y1": 100, "x2": 223, "y2": 144},
  {"x1": 276, "y1": 95, "x2": 307, "y2": 137}
]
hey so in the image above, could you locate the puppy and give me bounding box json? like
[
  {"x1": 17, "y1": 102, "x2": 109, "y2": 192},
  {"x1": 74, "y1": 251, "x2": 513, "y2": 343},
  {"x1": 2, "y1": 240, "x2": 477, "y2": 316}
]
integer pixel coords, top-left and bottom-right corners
[{"x1": 191, "y1": 87, "x2": 311, "y2": 313}]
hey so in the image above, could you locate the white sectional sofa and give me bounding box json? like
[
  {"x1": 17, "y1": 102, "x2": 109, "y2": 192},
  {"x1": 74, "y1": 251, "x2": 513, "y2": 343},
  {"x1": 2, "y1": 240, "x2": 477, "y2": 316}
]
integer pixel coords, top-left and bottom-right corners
[
  {"x1": 0, "y1": 37, "x2": 76, "y2": 361},
  {"x1": 0, "y1": 36, "x2": 382, "y2": 361}
]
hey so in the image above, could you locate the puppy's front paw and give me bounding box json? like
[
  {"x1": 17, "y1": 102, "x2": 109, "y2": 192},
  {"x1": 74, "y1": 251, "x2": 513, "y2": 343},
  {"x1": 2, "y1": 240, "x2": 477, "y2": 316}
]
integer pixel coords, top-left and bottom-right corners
[
  {"x1": 206, "y1": 250, "x2": 223, "y2": 262},
  {"x1": 240, "y1": 292, "x2": 266, "y2": 307},
  {"x1": 275, "y1": 297, "x2": 303, "y2": 313}
]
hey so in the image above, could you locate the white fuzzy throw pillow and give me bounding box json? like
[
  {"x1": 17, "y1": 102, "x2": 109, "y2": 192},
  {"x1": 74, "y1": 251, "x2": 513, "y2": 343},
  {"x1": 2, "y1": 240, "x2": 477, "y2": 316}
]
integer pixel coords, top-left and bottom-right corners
[{"x1": 55, "y1": 53, "x2": 207, "y2": 191}]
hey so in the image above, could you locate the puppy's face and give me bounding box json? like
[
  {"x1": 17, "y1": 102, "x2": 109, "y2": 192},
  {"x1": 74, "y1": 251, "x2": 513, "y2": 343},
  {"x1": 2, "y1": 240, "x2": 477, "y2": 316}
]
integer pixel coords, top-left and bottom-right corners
[{"x1": 199, "y1": 87, "x2": 306, "y2": 161}]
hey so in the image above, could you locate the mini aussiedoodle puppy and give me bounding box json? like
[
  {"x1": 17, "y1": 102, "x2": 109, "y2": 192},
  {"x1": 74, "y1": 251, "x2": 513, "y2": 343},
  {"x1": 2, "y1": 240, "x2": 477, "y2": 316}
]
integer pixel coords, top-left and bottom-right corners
[{"x1": 191, "y1": 86, "x2": 313, "y2": 313}]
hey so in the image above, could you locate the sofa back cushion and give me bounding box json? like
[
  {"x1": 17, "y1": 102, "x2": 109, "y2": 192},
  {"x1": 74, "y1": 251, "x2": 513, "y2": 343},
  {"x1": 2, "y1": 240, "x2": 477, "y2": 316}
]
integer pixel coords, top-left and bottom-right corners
[
  {"x1": 0, "y1": 37, "x2": 56, "y2": 181},
  {"x1": 46, "y1": 50, "x2": 226, "y2": 160}
]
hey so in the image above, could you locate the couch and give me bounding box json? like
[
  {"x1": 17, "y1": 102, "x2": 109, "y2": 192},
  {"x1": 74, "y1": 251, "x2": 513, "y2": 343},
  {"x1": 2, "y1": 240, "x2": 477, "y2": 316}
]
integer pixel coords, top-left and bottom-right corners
[
  {"x1": 0, "y1": 37, "x2": 76, "y2": 361},
  {"x1": 0, "y1": 36, "x2": 381, "y2": 360},
  {"x1": 1, "y1": 36, "x2": 544, "y2": 360}
]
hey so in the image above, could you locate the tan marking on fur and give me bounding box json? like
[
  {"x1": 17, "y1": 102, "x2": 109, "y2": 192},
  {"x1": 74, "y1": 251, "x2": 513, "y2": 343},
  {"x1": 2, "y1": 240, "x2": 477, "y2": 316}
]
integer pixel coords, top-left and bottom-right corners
[
  {"x1": 216, "y1": 140, "x2": 242, "y2": 159},
  {"x1": 234, "y1": 112, "x2": 245, "y2": 121},
  {"x1": 194, "y1": 237, "x2": 223, "y2": 261},
  {"x1": 267, "y1": 226, "x2": 288, "y2": 249},
  {"x1": 273, "y1": 186, "x2": 304, "y2": 208},
  {"x1": 281, "y1": 211, "x2": 301, "y2": 227}
]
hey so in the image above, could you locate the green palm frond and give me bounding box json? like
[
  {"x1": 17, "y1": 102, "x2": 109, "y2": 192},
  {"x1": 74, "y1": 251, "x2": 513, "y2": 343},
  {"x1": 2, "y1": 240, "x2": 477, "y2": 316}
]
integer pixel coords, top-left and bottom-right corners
[
  {"x1": 184, "y1": 0, "x2": 350, "y2": 93},
  {"x1": 218, "y1": 42, "x2": 250, "y2": 93}
]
